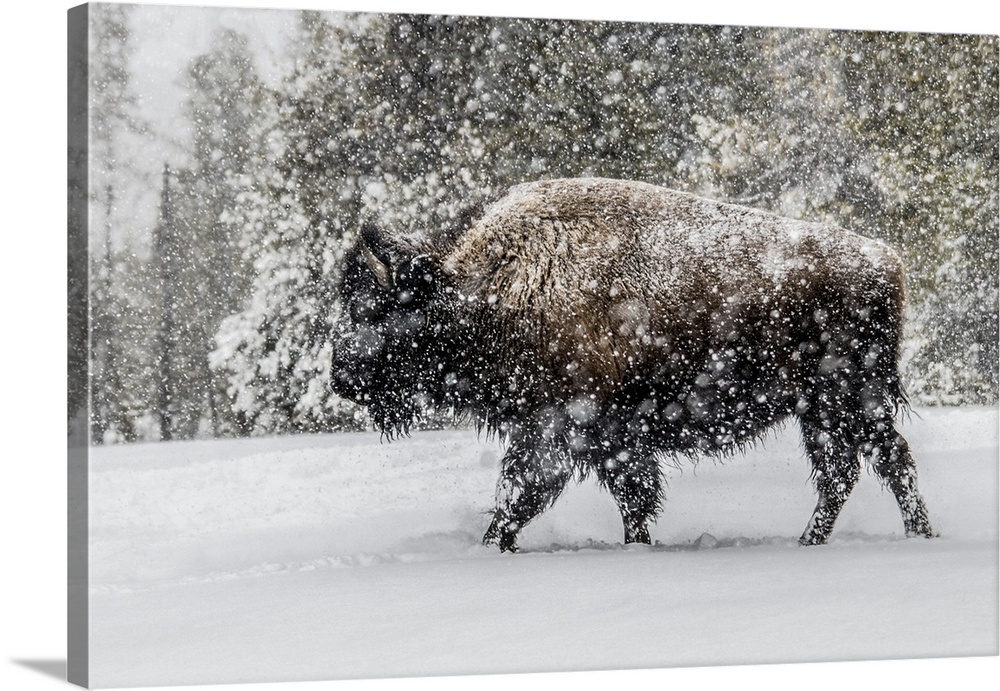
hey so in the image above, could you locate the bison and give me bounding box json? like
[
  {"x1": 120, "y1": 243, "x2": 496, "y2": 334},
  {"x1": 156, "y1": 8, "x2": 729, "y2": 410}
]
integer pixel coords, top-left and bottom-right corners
[{"x1": 330, "y1": 177, "x2": 934, "y2": 552}]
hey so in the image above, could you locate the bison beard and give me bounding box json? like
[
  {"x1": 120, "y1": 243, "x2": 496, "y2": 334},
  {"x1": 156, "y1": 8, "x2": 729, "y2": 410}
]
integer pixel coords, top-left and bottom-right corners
[{"x1": 330, "y1": 178, "x2": 935, "y2": 552}]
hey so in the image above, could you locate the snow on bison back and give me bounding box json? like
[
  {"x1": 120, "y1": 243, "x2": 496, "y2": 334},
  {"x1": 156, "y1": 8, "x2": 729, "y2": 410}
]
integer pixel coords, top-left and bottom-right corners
[{"x1": 330, "y1": 177, "x2": 935, "y2": 552}]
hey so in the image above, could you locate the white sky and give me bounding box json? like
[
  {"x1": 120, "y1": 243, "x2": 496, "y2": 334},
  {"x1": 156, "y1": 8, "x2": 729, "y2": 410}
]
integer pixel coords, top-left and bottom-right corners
[
  {"x1": 97, "y1": 4, "x2": 303, "y2": 249},
  {"x1": 128, "y1": 3, "x2": 299, "y2": 154}
]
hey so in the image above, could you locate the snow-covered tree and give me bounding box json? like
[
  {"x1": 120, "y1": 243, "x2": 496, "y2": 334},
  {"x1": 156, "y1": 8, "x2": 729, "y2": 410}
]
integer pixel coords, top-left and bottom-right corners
[
  {"x1": 212, "y1": 12, "x2": 368, "y2": 434},
  {"x1": 184, "y1": 29, "x2": 264, "y2": 313},
  {"x1": 68, "y1": 8, "x2": 88, "y2": 435},
  {"x1": 838, "y1": 32, "x2": 998, "y2": 403},
  {"x1": 345, "y1": 13, "x2": 499, "y2": 232},
  {"x1": 475, "y1": 18, "x2": 685, "y2": 184},
  {"x1": 677, "y1": 27, "x2": 863, "y2": 217},
  {"x1": 672, "y1": 27, "x2": 998, "y2": 404}
]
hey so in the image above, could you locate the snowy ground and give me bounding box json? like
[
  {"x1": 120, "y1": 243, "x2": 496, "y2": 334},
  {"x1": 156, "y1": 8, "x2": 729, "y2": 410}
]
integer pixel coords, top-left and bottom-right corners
[{"x1": 87, "y1": 407, "x2": 998, "y2": 689}]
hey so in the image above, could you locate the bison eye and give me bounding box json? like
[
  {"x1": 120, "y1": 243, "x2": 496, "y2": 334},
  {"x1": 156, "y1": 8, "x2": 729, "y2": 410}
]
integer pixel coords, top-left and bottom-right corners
[{"x1": 393, "y1": 255, "x2": 438, "y2": 307}]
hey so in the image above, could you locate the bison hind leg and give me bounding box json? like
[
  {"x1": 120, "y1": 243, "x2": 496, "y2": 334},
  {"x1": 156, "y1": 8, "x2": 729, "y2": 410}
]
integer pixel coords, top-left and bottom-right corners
[
  {"x1": 797, "y1": 396, "x2": 935, "y2": 545},
  {"x1": 864, "y1": 420, "x2": 935, "y2": 539},
  {"x1": 797, "y1": 412, "x2": 862, "y2": 546}
]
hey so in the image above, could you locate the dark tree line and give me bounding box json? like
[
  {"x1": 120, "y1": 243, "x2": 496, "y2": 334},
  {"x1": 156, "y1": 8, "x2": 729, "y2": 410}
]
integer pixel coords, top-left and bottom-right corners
[{"x1": 84, "y1": 7, "x2": 998, "y2": 443}]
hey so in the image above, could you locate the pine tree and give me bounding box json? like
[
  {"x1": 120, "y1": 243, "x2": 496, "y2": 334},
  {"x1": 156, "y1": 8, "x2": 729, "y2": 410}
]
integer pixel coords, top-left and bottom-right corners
[
  {"x1": 154, "y1": 28, "x2": 271, "y2": 438},
  {"x1": 88, "y1": 4, "x2": 147, "y2": 443},
  {"x1": 473, "y1": 17, "x2": 674, "y2": 184},
  {"x1": 345, "y1": 12, "x2": 497, "y2": 228}
]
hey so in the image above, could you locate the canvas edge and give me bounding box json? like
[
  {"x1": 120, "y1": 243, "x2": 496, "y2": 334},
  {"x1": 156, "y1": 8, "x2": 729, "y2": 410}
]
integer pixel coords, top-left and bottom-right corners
[{"x1": 67, "y1": 3, "x2": 90, "y2": 688}]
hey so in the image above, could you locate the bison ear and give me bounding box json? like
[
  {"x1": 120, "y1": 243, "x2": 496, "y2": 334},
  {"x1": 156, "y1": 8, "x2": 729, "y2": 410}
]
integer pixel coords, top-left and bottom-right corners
[{"x1": 360, "y1": 223, "x2": 394, "y2": 289}]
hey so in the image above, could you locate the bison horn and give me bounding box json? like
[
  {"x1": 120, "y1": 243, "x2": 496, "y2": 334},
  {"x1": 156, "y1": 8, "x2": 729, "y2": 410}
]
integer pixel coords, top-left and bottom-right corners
[{"x1": 360, "y1": 223, "x2": 393, "y2": 289}]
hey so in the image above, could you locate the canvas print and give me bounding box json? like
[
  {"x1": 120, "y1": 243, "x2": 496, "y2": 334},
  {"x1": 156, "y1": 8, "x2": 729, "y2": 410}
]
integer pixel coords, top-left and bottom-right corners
[{"x1": 67, "y1": 2, "x2": 999, "y2": 688}]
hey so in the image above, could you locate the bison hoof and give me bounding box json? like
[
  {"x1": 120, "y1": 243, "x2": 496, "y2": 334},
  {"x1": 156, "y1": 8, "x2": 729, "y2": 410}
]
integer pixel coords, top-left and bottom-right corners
[
  {"x1": 483, "y1": 521, "x2": 519, "y2": 553},
  {"x1": 625, "y1": 526, "x2": 651, "y2": 545},
  {"x1": 798, "y1": 533, "x2": 829, "y2": 547},
  {"x1": 483, "y1": 533, "x2": 518, "y2": 553}
]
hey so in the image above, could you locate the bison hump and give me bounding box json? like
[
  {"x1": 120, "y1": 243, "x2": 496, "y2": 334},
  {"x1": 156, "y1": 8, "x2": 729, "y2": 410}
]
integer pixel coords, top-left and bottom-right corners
[{"x1": 442, "y1": 178, "x2": 904, "y2": 391}]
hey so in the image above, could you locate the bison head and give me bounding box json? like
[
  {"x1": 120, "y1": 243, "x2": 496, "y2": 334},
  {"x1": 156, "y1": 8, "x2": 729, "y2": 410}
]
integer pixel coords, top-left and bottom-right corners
[{"x1": 330, "y1": 224, "x2": 458, "y2": 436}]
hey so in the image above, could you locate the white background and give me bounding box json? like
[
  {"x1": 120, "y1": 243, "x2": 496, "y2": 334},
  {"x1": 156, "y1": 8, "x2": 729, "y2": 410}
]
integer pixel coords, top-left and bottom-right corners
[{"x1": 1, "y1": 1, "x2": 997, "y2": 690}]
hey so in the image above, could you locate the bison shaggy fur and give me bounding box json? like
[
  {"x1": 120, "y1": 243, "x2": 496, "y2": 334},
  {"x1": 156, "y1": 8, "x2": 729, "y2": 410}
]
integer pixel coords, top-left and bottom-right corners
[{"x1": 330, "y1": 177, "x2": 935, "y2": 552}]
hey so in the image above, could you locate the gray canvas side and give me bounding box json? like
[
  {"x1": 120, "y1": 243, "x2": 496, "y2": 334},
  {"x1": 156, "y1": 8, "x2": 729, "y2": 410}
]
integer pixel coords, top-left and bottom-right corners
[{"x1": 67, "y1": 3, "x2": 90, "y2": 688}]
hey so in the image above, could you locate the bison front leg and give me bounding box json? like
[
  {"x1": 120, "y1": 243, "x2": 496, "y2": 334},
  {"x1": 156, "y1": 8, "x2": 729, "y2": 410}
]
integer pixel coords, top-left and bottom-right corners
[
  {"x1": 593, "y1": 450, "x2": 662, "y2": 545},
  {"x1": 483, "y1": 437, "x2": 572, "y2": 553}
]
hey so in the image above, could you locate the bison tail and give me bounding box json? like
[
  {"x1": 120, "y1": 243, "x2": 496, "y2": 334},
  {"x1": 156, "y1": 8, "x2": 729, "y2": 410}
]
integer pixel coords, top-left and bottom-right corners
[
  {"x1": 881, "y1": 361, "x2": 911, "y2": 421},
  {"x1": 861, "y1": 280, "x2": 911, "y2": 422}
]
